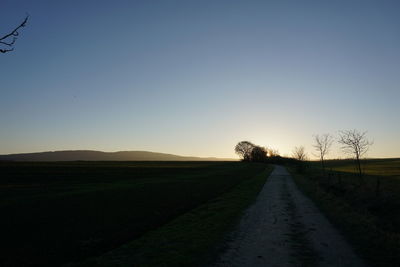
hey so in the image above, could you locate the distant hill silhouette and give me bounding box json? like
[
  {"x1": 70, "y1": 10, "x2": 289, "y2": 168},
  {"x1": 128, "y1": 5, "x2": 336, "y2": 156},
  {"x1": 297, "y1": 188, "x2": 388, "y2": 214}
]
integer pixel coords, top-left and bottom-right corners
[{"x1": 0, "y1": 150, "x2": 235, "y2": 161}]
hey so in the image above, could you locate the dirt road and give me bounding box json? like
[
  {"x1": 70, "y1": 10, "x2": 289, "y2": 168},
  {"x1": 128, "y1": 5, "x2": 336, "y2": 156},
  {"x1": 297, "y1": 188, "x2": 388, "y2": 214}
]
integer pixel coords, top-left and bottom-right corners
[{"x1": 213, "y1": 165, "x2": 366, "y2": 267}]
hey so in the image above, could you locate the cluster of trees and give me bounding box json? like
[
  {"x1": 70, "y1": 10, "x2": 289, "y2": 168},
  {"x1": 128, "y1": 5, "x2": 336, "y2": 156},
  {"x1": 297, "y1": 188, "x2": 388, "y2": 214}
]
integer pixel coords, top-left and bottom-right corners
[
  {"x1": 234, "y1": 141, "x2": 281, "y2": 163},
  {"x1": 292, "y1": 129, "x2": 373, "y2": 180},
  {"x1": 236, "y1": 129, "x2": 373, "y2": 179}
]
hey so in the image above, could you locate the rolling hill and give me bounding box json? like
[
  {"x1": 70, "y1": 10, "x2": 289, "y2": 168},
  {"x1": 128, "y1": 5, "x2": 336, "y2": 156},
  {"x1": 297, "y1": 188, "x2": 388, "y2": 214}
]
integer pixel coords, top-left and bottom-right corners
[{"x1": 0, "y1": 150, "x2": 235, "y2": 162}]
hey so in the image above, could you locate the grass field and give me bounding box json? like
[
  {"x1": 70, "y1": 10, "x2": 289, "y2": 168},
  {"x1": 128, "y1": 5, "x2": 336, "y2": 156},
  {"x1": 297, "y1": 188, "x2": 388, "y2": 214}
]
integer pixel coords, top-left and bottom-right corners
[
  {"x1": 315, "y1": 158, "x2": 400, "y2": 178},
  {"x1": 0, "y1": 161, "x2": 270, "y2": 266},
  {"x1": 290, "y1": 158, "x2": 400, "y2": 267}
]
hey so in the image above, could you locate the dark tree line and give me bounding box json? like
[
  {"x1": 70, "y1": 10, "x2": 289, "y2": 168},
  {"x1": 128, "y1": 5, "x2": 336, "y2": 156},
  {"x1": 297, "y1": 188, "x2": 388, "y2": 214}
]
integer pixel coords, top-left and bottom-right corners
[
  {"x1": 236, "y1": 129, "x2": 373, "y2": 180},
  {"x1": 234, "y1": 141, "x2": 293, "y2": 164},
  {"x1": 235, "y1": 141, "x2": 270, "y2": 162},
  {"x1": 1, "y1": 15, "x2": 28, "y2": 53}
]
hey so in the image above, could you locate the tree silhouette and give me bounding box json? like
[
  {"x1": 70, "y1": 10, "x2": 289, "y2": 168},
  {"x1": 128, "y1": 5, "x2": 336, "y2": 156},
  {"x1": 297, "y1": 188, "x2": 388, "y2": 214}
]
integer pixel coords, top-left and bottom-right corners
[
  {"x1": 313, "y1": 134, "x2": 333, "y2": 175},
  {"x1": 1, "y1": 15, "x2": 28, "y2": 53},
  {"x1": 235, "y1": 141, "x2": 255, "y2": 161},
  {"x1": 251, "y1": 146, "x2": 267, "y2": 162},
  {"x1": 292, "y1": 146, "x2": 307, "y2": 161},
  {"x1": 338, "y1": 129, "x2": 373, "y2": 183}
]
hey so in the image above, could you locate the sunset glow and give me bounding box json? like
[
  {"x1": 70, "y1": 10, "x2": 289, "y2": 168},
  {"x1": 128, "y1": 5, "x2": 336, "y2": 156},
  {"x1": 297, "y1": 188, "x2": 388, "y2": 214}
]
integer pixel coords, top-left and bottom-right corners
[{"x1": 1, "y1": 0, "x2": 399, "y2": 159}]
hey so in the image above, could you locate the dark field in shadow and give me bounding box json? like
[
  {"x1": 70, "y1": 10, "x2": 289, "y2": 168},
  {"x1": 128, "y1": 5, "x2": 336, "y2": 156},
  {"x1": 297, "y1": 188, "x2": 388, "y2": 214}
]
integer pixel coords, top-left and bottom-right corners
[{"x1": 0, "y1": 161, "x2": 266, "y2": 266}]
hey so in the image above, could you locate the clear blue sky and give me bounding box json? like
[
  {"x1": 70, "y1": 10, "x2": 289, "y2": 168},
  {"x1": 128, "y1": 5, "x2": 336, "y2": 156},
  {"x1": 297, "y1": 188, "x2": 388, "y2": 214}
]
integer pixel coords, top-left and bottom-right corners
[{"x1": 1, "y1": 0, "x2": 399, "y2": 158}]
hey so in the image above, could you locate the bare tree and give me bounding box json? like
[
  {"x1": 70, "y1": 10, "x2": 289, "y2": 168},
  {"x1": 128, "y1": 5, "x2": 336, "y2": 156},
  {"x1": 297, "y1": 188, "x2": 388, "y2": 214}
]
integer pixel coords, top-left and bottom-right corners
[
  {"x1": 235, "y1": 141, "x2": 255, "y2": 161},
  {"x1": 313, "y1": 134, "x2": 333, "y2": 175},
  {"x1": 338, "y1": 129, "x2": 373, "y2": 182},
  {"x1": 266, "y1": 147, "x2": 280, "y2": 157},
  {"x1": 1, "y1": 15, "x2": 28, "y2": 53},
  {"x1": 292, "y1": 146, "x2": 307, "y2": 161}
]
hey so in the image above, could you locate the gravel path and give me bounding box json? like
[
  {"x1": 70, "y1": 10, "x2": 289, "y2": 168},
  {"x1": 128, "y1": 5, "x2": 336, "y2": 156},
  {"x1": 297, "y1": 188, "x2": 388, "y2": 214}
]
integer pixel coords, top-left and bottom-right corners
[{"x1": 213, "y1": 165, "x2": 366, "y2": 267}]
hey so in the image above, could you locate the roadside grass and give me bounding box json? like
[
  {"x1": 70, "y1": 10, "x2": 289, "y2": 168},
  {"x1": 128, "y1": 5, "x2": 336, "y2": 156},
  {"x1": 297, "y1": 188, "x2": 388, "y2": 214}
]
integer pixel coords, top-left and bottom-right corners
[
  {"x1": 73, "y1": 165, "x2": 273, "y2": 266},
  {"x1": 288, "y1": 159, "x2": 400, "y2": 267},
  {"x1": 0, "y1": 161, "x2": 268, "y2": 266}
]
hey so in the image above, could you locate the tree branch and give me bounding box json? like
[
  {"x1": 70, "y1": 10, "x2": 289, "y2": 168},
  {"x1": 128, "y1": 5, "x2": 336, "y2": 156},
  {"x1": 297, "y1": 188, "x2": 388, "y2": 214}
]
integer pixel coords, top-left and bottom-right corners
[{"x1": 0, "y1": 15, "x2": 28, "y2": 53}]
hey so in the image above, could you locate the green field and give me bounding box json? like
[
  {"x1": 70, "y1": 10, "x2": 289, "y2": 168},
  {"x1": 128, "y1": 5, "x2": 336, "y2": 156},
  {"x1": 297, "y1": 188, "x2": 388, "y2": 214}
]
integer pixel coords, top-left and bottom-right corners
[
  {"x1": 0, "y1": 161, "x2": 269, "y2": 266},
  {"x1": 308, "y1": 158, "x2": 400, "y2": 199},
  {"x1": 316, "y1": 158, "x2": 400, "y2": 177},
  {"x1": 290, "y1": 158, "x2": 400, "y2": 266}
]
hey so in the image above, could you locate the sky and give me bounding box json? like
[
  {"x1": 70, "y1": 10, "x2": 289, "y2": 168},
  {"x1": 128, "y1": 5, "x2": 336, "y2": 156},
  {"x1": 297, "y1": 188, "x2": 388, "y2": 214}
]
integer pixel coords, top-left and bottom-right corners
[{"x1": 1, "y1": 0, "x2": 400, "y2": 159}]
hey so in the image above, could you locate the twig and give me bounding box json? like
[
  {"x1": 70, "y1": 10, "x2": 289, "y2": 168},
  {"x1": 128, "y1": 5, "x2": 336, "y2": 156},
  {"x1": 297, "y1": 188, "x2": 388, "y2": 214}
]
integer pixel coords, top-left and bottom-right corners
[{"x1": 0, "y1": 15, "x2": 28, "y2": 53}]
